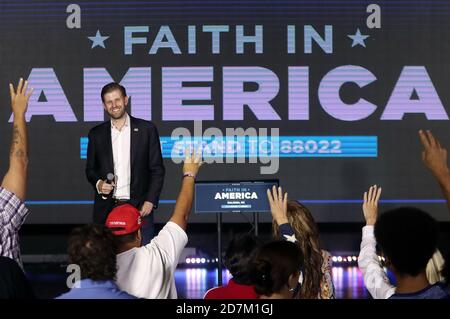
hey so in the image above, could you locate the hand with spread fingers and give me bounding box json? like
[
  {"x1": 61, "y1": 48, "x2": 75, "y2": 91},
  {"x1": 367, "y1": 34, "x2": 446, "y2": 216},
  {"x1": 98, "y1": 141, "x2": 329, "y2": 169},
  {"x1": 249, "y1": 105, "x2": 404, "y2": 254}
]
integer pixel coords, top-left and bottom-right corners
[
  {"x1": 267, "y1": 185, "x2": 289, "y2": 225},
  {"x1": 362, "y1": 185, "x2": 382, "y2": 226},
  {"x1": 10, "y1": 78, "x2": 33, "y2": 116},
  {"x1": 419, "y1": 130, "x2": 448, "y2": 178},
  {"x1": 419, "y1": 130, "x2": 450, "y2": 212}
]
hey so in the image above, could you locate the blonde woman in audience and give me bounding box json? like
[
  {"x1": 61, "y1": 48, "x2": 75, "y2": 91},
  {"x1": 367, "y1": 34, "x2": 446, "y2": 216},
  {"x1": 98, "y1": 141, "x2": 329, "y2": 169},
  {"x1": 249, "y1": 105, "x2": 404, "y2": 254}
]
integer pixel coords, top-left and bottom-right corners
[{"x1": 268, "y1": 186, "x2": 335, "y2": 299}]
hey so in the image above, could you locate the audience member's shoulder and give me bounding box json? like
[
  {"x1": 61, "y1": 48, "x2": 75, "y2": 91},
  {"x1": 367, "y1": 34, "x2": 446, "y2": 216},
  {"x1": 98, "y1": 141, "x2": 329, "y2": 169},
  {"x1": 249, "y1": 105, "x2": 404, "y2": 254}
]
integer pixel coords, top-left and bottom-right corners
[
  {"x1": 165, "y1": 221, "x2": 187, "y2": 235},
  {"x1": 321, "y1": 250, "x2": 333, "y2": 268},
  {"x1": 138, "y1": 222, "x2": 187, "y2": 253},
  {"x1": 55, "y1": 290, "x2": 74, "y2": 299},
  {"x1": 204, "y1": 287, "x2": 221, "y2": 299},
  {"x1": 321, "y1": 250, "x2": 332, "y2": 262},
  {"x1": 156, "y1": 221, "x2": 188, "y2": 241},
  {"x1": 116, "y1": 290, "x2": 138, "y2": 299},
  {"x1": 440, "y1": 282, "x2": 450, "y2": 299}
]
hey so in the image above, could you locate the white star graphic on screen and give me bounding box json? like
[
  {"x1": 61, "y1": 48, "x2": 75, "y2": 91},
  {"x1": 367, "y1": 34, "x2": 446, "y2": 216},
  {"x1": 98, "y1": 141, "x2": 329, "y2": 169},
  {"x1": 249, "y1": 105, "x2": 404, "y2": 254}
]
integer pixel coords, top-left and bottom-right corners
[
  {"x1": 88, "y1": 30, "x2": 110, "y2": 49},
  {"x1": 283, "y1": 234, "x2": 297, "y2": 243},
  {"x1": 347, "y1": 28, "x2": 369, "y2": 48}
]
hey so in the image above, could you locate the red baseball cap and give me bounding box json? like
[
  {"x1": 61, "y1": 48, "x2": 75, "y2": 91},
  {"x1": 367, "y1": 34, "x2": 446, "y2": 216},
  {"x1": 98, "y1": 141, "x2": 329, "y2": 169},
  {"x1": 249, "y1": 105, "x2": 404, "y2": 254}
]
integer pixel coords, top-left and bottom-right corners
[{"x1": 105, "y1": 204, "x2": 142, "y2": 235}]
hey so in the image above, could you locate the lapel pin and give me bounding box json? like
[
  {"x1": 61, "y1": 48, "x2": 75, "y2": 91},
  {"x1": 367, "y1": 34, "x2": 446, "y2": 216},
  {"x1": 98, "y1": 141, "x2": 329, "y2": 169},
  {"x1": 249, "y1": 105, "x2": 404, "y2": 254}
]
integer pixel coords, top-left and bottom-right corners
[{"x1": 134, "y1": 128, "x2": 139, "y2": 132}]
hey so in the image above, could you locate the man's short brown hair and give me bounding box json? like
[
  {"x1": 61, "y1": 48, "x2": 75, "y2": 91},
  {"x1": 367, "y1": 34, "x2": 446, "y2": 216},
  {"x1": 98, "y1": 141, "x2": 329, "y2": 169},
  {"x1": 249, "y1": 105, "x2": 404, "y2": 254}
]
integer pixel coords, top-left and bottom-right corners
[{"x1": 101, "y1": 82, "x2": 127, "y2": 102}]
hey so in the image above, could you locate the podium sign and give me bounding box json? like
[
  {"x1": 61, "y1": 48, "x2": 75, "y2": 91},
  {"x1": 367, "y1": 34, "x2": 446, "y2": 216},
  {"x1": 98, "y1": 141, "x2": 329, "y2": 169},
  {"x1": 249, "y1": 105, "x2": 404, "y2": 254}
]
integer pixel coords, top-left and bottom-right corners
[{"x1": 195, "y1": 180, "x2": 279, "y2": 214}]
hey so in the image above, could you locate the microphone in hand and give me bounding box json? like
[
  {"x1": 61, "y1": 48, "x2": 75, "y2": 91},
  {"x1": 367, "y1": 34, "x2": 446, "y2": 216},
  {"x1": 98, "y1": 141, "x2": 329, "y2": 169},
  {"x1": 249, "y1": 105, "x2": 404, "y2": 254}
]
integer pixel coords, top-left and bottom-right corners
[{"x1": 101, "y1": 173, "x2": 116, "y2": 200}]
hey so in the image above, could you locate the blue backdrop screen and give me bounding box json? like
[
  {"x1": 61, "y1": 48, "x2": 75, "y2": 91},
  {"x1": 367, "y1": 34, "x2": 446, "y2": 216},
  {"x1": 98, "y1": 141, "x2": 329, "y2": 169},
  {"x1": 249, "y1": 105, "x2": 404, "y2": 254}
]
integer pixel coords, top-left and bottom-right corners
[{"x1": 0, "y1": 0, "x2": 449, "y2": 223}]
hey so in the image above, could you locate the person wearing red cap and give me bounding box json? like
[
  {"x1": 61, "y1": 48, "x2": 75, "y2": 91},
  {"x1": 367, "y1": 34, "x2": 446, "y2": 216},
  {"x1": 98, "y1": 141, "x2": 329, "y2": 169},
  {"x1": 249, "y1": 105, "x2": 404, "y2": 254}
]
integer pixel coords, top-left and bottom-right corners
[
  {"x1": 105, "y1": 149, "x2": 203, "y2": 299},
  {"x1": 105, "y1": 204, "x2": 143, "y2": 237}
]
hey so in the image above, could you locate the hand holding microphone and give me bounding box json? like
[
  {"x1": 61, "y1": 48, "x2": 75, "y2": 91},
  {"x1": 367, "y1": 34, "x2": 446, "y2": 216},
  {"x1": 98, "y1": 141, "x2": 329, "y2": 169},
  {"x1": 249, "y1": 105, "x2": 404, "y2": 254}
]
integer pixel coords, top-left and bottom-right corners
[{"x1": 100, "y1": 173, "x2": 116, "y2": 200}]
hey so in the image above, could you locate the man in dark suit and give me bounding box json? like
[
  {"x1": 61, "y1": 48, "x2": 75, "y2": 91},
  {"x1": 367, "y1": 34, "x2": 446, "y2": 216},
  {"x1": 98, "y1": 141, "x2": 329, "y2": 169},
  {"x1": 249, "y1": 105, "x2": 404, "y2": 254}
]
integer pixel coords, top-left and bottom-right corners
[{"x1": 85, "y1": 82, "x2": 165, "y2": 244}]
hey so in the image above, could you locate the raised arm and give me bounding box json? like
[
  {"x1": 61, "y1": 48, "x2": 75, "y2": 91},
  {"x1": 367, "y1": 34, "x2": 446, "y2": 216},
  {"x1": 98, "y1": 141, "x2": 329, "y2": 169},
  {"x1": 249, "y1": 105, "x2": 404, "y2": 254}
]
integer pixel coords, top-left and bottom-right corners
[
  {"x1": 169, "y1": 149, "x2": 203, "y2": 230},
  {"x1": 419, "y1": 130, "x2": 450, "y2": 212},
  {"x1": 267, "y1": 186, "x2": 298, "y2": 242},
  {"x1": 267, "y1": 186, "x2": 289, "y2": 226},
  {"x1": 357, "y1": 185, "x2": 395, "y2": 299},
  {"x1": 1, "y1": 78, "x2": 33, "y2": 201}
]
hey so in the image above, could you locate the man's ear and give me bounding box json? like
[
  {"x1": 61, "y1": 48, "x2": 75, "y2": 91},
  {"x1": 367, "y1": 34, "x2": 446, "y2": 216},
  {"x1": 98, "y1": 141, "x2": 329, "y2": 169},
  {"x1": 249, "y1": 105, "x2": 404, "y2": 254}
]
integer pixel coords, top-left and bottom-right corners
[
  {"x1": 288, "y1": 271, "x2": 300, "y2": 287},
  {"x1": 384, "y1": 257, "x2": 392, "y2": 267},
  {"x1": 380, "y1": 253, "x2": 392, "y2": 269},
  {"x1": 124, "y1": 96, "x2": 129, "y2": 107},
  {"x1": 137, "y1": 229, "x2": 142, "y2": 241}
]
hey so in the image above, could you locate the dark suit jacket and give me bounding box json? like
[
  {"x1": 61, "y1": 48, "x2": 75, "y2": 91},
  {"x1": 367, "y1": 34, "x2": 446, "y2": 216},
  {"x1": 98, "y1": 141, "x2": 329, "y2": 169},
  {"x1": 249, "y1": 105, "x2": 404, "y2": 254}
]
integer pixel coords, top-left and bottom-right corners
[{"x1": 85, "y1": 115, "x2": 165, "y2": 223}]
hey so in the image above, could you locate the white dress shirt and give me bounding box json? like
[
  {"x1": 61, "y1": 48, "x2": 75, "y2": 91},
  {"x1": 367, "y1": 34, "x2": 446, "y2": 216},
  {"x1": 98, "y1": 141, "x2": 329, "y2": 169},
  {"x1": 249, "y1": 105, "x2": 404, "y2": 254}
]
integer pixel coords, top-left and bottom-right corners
[{"x1": 111, "y1": 113, "x2": 131, "y2": 200}]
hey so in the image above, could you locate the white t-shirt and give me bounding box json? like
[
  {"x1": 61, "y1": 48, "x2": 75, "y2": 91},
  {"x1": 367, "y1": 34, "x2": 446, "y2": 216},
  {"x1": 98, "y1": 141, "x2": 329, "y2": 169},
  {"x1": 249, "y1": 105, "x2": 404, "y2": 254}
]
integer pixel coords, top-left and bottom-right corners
[{"x1": 115, "y1": 221, "x2": 188, "y2": 299}]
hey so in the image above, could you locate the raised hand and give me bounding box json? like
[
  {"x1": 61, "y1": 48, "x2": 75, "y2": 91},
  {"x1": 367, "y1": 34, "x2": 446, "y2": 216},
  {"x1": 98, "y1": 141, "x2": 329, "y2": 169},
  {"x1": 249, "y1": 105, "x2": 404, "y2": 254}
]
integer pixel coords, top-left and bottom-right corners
[
  {"x1": 419, "y1": 130, "x2": 448, "y2": 178},
  {"x1": 267, "y1": 186, "x2": 289, "y2": 225},
  {"x1": 170, "y1": 148, "x2": 204, "y2": 230},
  {"x1": 10, "y1": 78, "x2": 33, "y2": 116},
  {"x1": 419, "y1": 130, "x2": 450, "y2": 213},
  {"x1": 183, "y1": 148, "x2": 204, "y2": 177},
  {"x1": 363, "y1": 185, "x2": 382, "y2": 225}
]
